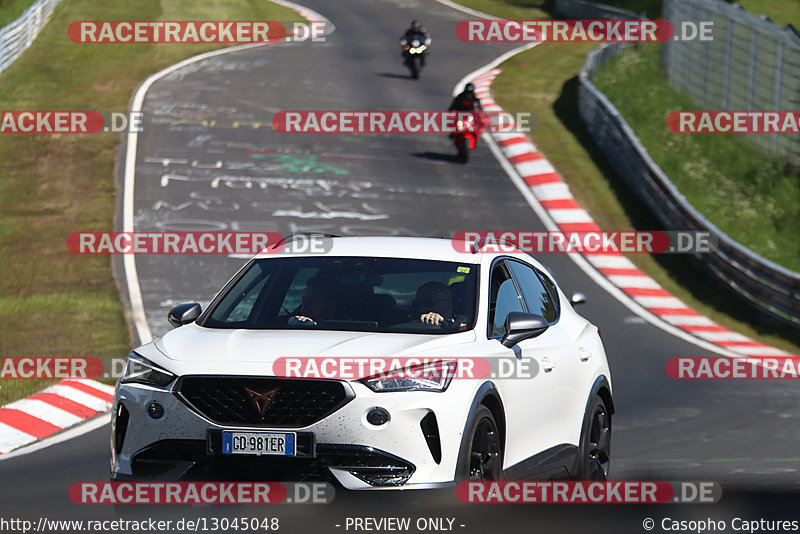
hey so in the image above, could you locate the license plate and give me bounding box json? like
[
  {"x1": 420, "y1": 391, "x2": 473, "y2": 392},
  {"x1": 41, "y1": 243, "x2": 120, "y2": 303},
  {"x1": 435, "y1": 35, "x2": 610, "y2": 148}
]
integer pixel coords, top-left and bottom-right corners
[{"x1": 222, "y1": 431, "x2": 296, "y2": 456}]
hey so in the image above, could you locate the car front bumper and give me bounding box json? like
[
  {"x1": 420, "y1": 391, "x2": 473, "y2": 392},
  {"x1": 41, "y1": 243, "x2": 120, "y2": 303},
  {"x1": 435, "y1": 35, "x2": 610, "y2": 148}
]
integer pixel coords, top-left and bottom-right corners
[{"x1": 110, "y1": 378, "x2": 475, "y2": 490}]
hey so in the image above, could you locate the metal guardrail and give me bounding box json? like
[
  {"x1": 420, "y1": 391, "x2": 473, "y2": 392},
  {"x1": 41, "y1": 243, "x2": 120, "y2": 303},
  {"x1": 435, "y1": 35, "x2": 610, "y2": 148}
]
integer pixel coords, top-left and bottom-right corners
[
  {"x1": 0, "y1": 0, "x2": 60, "y2": 76},
  {"x1": 578, "y1": 42, "x2": 800, "y2": 330}
]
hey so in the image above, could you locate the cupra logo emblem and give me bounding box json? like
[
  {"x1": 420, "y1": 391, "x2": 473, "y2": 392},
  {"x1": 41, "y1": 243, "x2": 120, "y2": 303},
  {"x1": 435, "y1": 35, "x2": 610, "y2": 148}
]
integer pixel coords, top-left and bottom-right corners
[{"x1": 245, "y1": 387, "x2": 280, "y2": 416}]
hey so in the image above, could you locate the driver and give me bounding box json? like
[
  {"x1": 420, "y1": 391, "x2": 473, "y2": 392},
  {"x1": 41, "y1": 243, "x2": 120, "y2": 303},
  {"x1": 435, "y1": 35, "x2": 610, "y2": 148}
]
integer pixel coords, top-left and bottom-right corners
[
  {"x1": 412, "y1": 281, "x2": 466, "y2": 328},
  {"x1": 291, "y1": 277, "x2": 337, "y2": 325}
]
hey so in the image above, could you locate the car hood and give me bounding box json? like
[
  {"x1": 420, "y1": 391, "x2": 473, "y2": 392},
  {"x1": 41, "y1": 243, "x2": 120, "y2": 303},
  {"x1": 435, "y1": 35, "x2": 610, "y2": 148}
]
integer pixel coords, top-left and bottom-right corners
[{"x1": 143, "y1": 323, "x2": 477, "y2": 376}]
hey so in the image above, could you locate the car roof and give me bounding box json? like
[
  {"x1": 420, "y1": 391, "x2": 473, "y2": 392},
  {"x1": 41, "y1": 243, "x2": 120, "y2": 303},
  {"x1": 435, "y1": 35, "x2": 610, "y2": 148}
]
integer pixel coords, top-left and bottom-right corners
[
  {"x1": 254, "y1": 235, "x2": 546, "y2": 271},
  {"x1": 256, "y1": 236, "x2": 477, "y2": 263}
]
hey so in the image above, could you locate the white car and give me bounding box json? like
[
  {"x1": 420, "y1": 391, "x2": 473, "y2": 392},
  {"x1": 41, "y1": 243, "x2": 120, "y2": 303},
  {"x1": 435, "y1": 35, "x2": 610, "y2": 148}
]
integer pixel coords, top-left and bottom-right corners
[{"x1": 110, "y1": 236, "x2": 613, "y2": 489}]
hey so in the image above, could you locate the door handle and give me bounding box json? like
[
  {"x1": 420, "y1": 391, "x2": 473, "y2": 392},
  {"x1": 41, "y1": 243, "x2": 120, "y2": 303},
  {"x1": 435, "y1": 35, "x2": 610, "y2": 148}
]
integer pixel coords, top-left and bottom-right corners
[
  {"x1": 541, "y1": 356, "x2": 555, "y2": 373},
  {"x1": 578, "y1": 347, "x2": 592, "y2": 362}
]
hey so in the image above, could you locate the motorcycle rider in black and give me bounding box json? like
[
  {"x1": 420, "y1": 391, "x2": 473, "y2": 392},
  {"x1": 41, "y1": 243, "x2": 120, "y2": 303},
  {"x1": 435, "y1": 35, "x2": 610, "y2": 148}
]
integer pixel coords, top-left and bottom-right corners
[
  {"x1": 448, "y1": 82, "x2": 484, "y2": 141},
  {"x1": 400, "y1": 20, "x2": 431, "y2": 66},
  {"x1": 449, "y1": 83, "x2": 483, "y2": 112}
]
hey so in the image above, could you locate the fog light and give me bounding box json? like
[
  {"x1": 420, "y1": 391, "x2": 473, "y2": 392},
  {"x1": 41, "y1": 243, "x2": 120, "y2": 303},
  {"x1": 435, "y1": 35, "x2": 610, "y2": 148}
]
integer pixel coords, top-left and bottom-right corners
[
  {"x1": 366, "y1": 408, "x2": 390, "y2": 426},
  {"x1": 147, "y1": 402, "x2": 164, "y2": 419}
]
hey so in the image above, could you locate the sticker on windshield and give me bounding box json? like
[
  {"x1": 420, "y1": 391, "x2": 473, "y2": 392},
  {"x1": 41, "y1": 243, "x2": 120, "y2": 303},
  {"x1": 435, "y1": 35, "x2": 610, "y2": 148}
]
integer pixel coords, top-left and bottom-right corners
[{"x1": 457, "y1": 266, "x2": 471, "y2": 273}]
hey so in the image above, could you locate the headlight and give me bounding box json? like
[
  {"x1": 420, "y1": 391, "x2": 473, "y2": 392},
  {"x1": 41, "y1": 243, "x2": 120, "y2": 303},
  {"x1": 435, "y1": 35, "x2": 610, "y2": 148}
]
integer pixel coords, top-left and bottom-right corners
[
  {"x1": 121, "y1": 353, "x2": 175, "y2": 387},
  {"x1": 362, "y1": 360, "x2": 457, "y2": 392}
]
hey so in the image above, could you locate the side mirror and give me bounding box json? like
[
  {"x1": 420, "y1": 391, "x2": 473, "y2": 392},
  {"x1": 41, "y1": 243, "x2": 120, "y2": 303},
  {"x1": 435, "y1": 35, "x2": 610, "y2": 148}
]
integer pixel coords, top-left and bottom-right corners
[
  {"x1": 501, "y1": 312, "x2": 549, "y2": 348},
  {"x1": 570, "y1": 292, "x2": 587, "y2": 306},
  {"x1": 168, "y1": 303, "x2": 202, "y2": 328}
]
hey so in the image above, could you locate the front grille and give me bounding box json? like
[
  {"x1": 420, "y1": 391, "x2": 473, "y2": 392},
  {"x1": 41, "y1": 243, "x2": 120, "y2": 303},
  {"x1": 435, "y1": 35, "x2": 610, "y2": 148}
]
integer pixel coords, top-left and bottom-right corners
[
  {"x1": 176, "y1": 376, "x2": 351, "y2": 427},
  {"x1": 130, "y1": 440, "x2": 205, "y2": 479},
  {"x1": 125, "y1": 440, "x2": 412, "y2": 484}
]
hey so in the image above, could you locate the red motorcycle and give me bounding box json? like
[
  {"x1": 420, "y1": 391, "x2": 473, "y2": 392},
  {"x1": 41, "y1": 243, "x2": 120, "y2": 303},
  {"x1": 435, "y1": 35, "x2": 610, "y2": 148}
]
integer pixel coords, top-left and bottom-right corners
[{"x1": 453, "y1": 113, "x2": 480, "y2": 164}]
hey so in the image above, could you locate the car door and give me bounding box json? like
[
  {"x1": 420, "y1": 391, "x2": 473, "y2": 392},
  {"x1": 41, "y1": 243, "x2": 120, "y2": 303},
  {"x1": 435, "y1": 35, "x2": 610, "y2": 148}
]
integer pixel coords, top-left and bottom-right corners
[
  {"x1": 487, "y1": 259, "x2": 558, "y2": 470},
  {"x1": 505, "y1": 259, "x2": 588, "y2": 448}
]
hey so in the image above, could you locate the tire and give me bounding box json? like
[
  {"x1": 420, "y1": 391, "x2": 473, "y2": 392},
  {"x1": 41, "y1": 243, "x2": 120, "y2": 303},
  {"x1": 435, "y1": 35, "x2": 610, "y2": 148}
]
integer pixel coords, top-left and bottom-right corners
[
  {"x1": 577, "y1": 395, "x2": 612, "y2": 480},
  {"x1": 410, "y1": 56, "x2": 420, "y2": 79},
  {"x1": 456, "y1": 137, "x2": 469, "y2": 164},
  {"x1": 457, "y1": 405, "x2": 502, "y2": 482}
]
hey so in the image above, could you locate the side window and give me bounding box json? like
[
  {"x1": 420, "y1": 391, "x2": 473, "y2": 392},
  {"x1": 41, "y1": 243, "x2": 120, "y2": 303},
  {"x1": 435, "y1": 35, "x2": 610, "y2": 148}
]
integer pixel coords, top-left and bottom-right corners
[
  {"x1": 537, "y1": 269, "x2": 560, "y2": 320},
  {"x1": 279, "y1": 267, "x2": 319, "y2": 315},
  {"x1": 209, "y1": 263, "x2": 269, "y2": 323},
  {"x1": 506, "y1": 260, "x2": 558, "y2": 324},
  {"x1": 488, "y1": 262, "x2": 525, "y2": 337}
]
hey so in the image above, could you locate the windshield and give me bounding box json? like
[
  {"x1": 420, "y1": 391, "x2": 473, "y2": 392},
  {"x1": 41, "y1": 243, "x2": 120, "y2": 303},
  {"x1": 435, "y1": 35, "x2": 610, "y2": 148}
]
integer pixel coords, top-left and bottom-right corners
[{"x1": 200, "y1": 256, "x2": 479, "y2": 334}]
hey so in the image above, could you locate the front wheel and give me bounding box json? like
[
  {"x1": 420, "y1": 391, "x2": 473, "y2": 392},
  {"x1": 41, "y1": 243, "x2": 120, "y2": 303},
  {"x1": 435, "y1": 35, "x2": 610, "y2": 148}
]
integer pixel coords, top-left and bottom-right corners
[
  {"x1": 458, "y1": 405, "x2": 502, "y2": 482},
  {"x1": 577, "y1": 395, "x2": 612, "y2": 480},
  {"x1": 456, "y1": 137, "x2": 469, "y2": 164},
  {"x1": 410, "y1": 55, "x2": 420, "y2": 79}
]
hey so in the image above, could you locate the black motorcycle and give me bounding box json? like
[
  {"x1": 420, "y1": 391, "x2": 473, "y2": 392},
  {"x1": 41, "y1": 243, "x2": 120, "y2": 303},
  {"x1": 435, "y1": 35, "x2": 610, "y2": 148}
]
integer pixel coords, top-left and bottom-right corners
[{"x1": 400, "y1": 37, "x2": 427, "y2": 79}]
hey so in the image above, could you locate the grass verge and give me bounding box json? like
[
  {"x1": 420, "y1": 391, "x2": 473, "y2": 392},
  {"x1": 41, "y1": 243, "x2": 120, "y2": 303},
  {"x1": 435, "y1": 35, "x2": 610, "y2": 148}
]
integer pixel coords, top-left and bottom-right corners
[
  {"x1": 0, "y1": 0, "x2": 303, "y2": 405},
  {"x1": 455, "y1": 0, "x2": 800, "y2": 353},
  {"x1": 732, "y1": 0, "x2": 800, "y2": 27}
]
